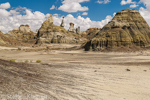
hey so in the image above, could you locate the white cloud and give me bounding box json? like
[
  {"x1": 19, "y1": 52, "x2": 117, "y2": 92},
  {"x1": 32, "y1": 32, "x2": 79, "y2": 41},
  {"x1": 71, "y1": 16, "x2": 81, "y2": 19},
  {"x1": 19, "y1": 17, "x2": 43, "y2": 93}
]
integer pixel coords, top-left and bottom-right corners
[
  {"x1": 50, "y1": 5, "x2": 56, "y2": 10},
  {"x1": 138, "y1": 0, "x2": 150, "y2": 26},
  {"x1": 139, "y1": 0, "x2": 150, "y2": 11},
  {"x1": 53, "y1": 14, "x2": 113, "y2": 31},
  {"x1": 0, "y1": 6, "x2": 47, "y2": 33},
  {"x1": 0, "y1": 2, "x2": 10, "y2": 9},
  {"x1": 0, "y1": 7, "x2": 112, "y2": 33},
  {"x1": 0, "y1": 2, "x2": 113, "y2": 33},
  {"x1": 0, "y1": 9, "x2": 10, "y2": 17},
  {"x1": 139, "y1": 7, "x2": 150, "y2": 25},
  {"x1": 62, "y1": 0, "x2": 90, "y2": 3},
  {"x1": 121, "y1": 0, "x2": 133, "y2": 5},
  {"x1": 113, "y1": 12, "x2": 116, "y2": 16},
  {"x1": 96, "y1": 0, "x2": 111, "y2": 4},
  {"x1": 120, "y1": 0, "x2": 138, "y2": 8},
  {"x1": 82, "y1": 12, "x2": 88, "y2": 15},
  {"x1": 130, "y1": 4, "x2": 139, "y2": 8},
  {"x1": 10, "y1": 10, "x2": 20, "y2": 15},
  {"x1": 58, "y1": 0, "x2": 89, "y2": 13}
]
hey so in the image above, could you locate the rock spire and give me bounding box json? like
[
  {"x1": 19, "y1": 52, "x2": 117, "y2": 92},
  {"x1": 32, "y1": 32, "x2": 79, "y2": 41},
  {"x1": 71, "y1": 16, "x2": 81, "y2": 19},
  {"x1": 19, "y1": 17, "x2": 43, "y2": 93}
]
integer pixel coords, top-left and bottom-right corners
[
  {"x1": 68, "y1": 23, "x2": 76, "y2": 33},
  {"x1": 76, "y1": 26, "x2": 81, "y2": 34},
  {"x1": 60, "y1": 17, "x2": 65, "y2": 27},
  {"x1": 19, "y1": 25, "x2": 31, "y2": 33},
  {"x1": 46, "y1": 14, "x2": 53, "y2": 24}
]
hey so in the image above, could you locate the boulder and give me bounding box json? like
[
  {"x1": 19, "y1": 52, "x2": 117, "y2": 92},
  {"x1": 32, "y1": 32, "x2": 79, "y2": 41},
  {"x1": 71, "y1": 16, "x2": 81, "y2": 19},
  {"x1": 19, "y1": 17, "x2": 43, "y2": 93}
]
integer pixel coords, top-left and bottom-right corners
[{"x1": 83, "y1": 9, "x2": 150, "y2": 51}]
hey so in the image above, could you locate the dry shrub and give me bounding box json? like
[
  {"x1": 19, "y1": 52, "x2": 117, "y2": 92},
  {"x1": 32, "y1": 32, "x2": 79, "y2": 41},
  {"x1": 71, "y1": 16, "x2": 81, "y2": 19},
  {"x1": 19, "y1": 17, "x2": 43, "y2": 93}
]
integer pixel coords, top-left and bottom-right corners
[
  {"x1": 10, "y1": 59, "x2": 15, "y2": 62},
  {"x1": 25, "y1": 60, "x2": 29, "y2": 63},
  {"x1": 36, "y1": 60, "x2": 41, "y2": 63}
]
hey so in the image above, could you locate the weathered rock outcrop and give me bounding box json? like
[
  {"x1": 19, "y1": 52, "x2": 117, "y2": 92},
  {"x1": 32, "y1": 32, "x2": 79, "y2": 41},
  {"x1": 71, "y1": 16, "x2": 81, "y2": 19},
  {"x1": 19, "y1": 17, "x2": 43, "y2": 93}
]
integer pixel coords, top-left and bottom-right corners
[
  {"x1": 60, "y1": 17, "x2": 65, "y2": 27},
  {"x1": 68, "y1": 23, "x2": 76, "y2": 33},
  {"x1": 46, "y1": 14, "x2": 53, "y2": 24},
  {"x1": 7, "y1": 25, "x2": 36, "y2": 44},
  {"x1": 0, "y1": 31, "x2": 29, "y2": 46},
  {"x1": 0, "y1": 31, "x2": 6, "y2": 45},
  {"x1": 19, "y1": 25, "x2": 31, "y2": 33},
  {"x1": 76, "y1": 26, "x2": 81, "y2": 34},
  {"x1": 85, "y1": 28, "x2": 101, "y2": 39},
  {"x1": 13, "y1": 25, "x2": 31, "y2": 33},
  {"x1": 83, "y1": 9, "x2": 150, "y2": 51},
  {"x1": 36, "y1": 15, "x2": 85, "y2": 44}
]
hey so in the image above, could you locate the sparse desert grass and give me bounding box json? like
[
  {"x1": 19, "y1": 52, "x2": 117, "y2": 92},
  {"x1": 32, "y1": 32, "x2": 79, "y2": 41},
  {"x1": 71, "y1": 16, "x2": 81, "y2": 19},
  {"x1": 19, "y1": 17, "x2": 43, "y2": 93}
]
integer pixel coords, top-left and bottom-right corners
[
  {"x1": 25, "y1": 60, "x2": 29, "y2": 63},
  {"x1": 10, "y1": 59, "x2": 15, "y2": 62},
  {"x1": 36, "y1": 60, "x2": 41, "y2": 63}
]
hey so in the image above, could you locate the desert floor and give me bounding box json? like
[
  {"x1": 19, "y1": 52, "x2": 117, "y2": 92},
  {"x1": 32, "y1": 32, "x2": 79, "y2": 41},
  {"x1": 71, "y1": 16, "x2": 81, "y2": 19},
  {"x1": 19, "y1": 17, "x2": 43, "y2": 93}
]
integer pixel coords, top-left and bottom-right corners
[{"x1": 0, "y1": 44, "x2": 150, "y2": 100}]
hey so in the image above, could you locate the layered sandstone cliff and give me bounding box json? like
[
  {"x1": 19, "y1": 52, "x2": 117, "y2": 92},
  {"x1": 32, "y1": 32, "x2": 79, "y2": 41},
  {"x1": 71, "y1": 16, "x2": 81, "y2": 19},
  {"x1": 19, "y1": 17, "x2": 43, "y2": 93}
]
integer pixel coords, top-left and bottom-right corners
[
  {"x1": 85, "y1": 28, "x2": 101, "y2": 39},
  {"x1": 83, "y1": 9, "x2": 150, "y2": 51}
]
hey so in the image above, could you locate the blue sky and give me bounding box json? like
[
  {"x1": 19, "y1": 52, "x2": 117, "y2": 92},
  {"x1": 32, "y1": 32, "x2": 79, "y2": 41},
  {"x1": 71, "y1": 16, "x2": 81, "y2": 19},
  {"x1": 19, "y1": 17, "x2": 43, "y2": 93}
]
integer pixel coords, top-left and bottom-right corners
[{"x1": 0, "y1": 0, "x2": 150, "y2": 33}]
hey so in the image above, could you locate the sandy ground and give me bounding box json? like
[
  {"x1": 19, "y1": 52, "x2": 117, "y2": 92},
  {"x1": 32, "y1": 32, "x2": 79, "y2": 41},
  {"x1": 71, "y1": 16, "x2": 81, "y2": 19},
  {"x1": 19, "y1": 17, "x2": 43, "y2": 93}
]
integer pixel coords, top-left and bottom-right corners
[{"x1": 0, "y1": 45, "x2": 150, "y2": 100}]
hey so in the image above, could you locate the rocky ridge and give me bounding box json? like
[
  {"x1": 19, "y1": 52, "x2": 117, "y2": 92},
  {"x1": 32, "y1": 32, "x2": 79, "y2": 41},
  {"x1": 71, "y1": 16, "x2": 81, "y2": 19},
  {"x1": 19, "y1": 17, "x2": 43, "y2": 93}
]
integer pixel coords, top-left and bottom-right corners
[
  {"x1": 83, "y1": 9, "x2": 150, "y2": 51},
  {"x1": 0, "y1": 31, "x2": 6, "y2": 45},
  {"x1": 0, "y1": 25, "x2": 36, "y2": 46},
  {"x1": 85, "y1": 28, "x2": 101, "y2": 39},
  {"x1": 7, "y1": 25, "x2": 36, "y2": 44},
  {"x1": 36, "y1": 15, "x2": 85, "y2": 44}
]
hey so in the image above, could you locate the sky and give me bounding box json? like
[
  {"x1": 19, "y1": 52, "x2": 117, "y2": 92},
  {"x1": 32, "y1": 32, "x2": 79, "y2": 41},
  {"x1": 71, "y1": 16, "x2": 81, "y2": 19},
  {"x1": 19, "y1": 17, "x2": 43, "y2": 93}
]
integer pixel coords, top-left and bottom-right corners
[{"x1": 0, "y1": 0, "x2": 150, "y2": 33}]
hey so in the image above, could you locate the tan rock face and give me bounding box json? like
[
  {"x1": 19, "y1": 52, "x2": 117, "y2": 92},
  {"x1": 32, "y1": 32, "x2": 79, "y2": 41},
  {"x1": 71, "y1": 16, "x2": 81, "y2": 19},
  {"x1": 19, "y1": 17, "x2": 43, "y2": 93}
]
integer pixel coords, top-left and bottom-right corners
[
  {"x1": 41, "y1": 14, "x2": 53, "y2": 28},
  {"x1": 0, "y1": 31, "x2": 6, "y2": 45},
  {"x1": 76, "y1": 27, "x2": 81, "y2": 34},
  {"x1": 19, "y1": 25, "x2": 31, "y2": 33},
  {"x1": 36, "y1": 15, "x2": 84, "y2": 44},
  {"x1": 0, "y1": 31, "x2": 27, "y2": 46},
  {"x1": 46, "y1": 14, "x2": 53, "y2": 24},
  {"x1": 6, "y1": 25, "x2": 36, "y2": 45},
  {"x1": 83, "y1": 9, "x2": 150, "y2": 51},
  {"x1": 85, "y1": 28, "x2": 101, "y2": 40},
  {"x1": 86, "y1": 28, "x2": 101, "y2": 34}
]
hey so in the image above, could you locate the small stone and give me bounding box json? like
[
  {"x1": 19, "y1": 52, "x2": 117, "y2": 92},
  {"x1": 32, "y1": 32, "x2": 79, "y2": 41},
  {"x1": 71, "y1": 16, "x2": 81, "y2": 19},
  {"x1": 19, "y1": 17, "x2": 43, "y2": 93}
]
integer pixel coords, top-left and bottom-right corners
[
  {"x1": 143, "y1": 70, "x2": 147, "y2": 72},
  {"x1": 126, "y1": 69, "x2": 130, "y2": 71}
]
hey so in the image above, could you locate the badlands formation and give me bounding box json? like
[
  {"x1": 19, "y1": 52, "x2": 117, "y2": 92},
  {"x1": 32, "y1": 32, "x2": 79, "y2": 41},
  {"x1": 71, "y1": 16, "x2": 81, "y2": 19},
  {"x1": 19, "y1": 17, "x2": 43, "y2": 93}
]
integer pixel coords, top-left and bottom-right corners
[
  {"x1": 1, "y1": 9, "x2": 150, "y2": 100},
  {"x1": 0, "y1": 25, "x2": 36, "y2": 46},
  {"x1": 84, "y1": 9, "x2": 150, "y2": 51},
  {"x1": 36, "y1": 14, "x2": 85, "y2": 44},
  {"x1": 8, "y1": 25, "x2": 36, "y2": 43}
]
